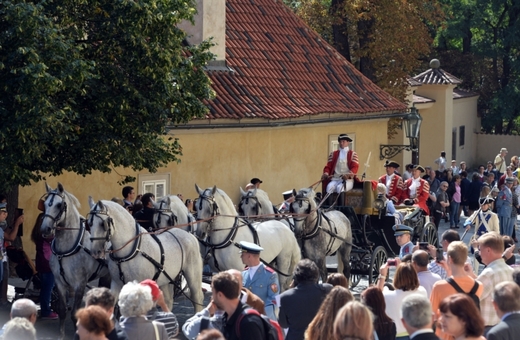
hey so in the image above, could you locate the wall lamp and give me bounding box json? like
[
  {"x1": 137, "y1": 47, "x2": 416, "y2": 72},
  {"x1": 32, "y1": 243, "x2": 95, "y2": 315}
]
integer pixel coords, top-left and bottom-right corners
[{"x1": 379, "y1": 107, "x2": 422, "y2": 160}]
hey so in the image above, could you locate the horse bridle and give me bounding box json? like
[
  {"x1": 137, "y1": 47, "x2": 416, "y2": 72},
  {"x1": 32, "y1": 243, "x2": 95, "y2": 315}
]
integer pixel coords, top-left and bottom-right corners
[
  {"x1": 290, "y1": 194, "x2": 312, "y2": 222},
  {"x1": 238, "y1": 194, "x2": 262, "y2": 215},
  {"x1": 41, "y1": 191, "x2": 67, "y2": 230},
  {"x1": 87, "y1": 204, "x2": 114, "y2": 245},
  {"x1": 196, "y1": 191, "x2": 221, "y2": 234},
  {"x1": 154, "y1": 200, "x2": 177, "y2": 229}
]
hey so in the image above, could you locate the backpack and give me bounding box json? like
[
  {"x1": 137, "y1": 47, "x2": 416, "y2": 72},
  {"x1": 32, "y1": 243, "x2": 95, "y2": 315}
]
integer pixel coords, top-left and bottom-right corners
[
  {"x1": 236, "y1": 308, "x2": 284, "y2": 340},
  {"x1": 446, "y1": 277, "x2": 480, "y2": 310}
]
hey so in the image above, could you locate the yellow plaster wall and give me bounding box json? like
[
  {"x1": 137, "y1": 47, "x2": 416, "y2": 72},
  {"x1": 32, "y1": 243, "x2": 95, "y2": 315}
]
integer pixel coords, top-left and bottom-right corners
[
  {"x1": 452, "y1": 97, "x2": 480, "y2": 169},
  {"x1": 18, "y1": 119, "x2": 389, "y2": 259}
]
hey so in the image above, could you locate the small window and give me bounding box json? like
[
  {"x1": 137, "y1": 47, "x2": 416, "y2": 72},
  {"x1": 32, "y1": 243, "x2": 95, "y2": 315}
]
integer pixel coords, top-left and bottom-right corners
[
  {"x1": 452, "y1": 128, "x2": 457, "y2": 160},
  {"x1": 139, "y1": 173, "x2": 170, "y2": 199},
  {"x1": 459, "y1": 126, "x2": 465, "y2": 146}
]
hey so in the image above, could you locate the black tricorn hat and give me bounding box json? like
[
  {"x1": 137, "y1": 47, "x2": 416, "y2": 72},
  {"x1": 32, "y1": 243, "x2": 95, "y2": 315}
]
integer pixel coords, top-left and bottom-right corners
[
  {"x1": 337, "y1": 134, "x2": 353, "y2": 142},
  {"x1": 384, "y1": 160, "x2": 400, "y2": 168},
  {"x1": 412, "y1": 164, "x2": 425, "y2": 173},
  {"x1": 479, "y1": 197, "x2": 494, "y2": 205}
]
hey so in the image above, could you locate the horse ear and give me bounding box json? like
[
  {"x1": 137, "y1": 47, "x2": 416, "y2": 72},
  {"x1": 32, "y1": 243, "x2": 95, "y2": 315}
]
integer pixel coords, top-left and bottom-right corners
[
  {"x1": 97, "y1": 200, "x2": 104, "y2": 210},
  {"x1": 292, "y1": 189, "x2": 297, "y2": 196},
  {"x1": 57, "y1": 182, "x2": 64, "y2": 193},
  {"x1": 88, "y1": 196, "x2": 95, "y2": 208},
  {"x1": 211, "y1": 185, "x2": 217, "y2": 196},
  {"x1": 45, "y1": 183, "x2": 51, "y2": 193},
  {"x1": 240, "y1": 187, "x2": 247, "y2": 196},
  {"x1": 166, "y1": 196, "x2": 171, "y2": 206},
  {"x1": 195, "y1": 184, "x2": 203, "y2": 195}
]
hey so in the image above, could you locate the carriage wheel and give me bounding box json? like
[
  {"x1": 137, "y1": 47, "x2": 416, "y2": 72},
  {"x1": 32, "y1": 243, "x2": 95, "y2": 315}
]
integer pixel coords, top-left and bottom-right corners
[
  {"x1": 421, "y1": 222, "x2": 438, "y2": 247},
  {"x1": 349, "y1": 253, "x2": 367, "y2": 288},
  {"x1": 368, "y1": 246, "x2": 388, "y2": 285}
]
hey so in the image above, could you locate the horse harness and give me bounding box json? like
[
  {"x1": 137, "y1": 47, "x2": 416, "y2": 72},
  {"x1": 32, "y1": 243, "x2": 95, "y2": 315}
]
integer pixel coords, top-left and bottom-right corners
[
  {"x1": 198, "y1": 192, "x2": 290, "y2": 277},
  {"x1": 44, "y1": 191, "x2": 107, "y2": 287},
  {"x1": 238, "y1": 194, "x2": 262, "y2": 216},
  {"x1": 88, "y1": 206, "x2": 184, "y2": 285}
]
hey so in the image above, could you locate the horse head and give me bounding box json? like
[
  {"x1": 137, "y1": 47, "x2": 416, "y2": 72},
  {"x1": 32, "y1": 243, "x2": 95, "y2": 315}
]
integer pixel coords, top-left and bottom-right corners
[
  {"x1": 290, "y1": 188, "x2": 317, "y2": 239},
  {"x1": 238, "y1": 187, "x2": 261, "y2": 217},
  {"x1": 41, "y1": 182, "x2": 78, "y2": 238},
  {"x1": 152, "y1": 196, "x2": 177, "y2": 230},
  {"x1": 87, "y1": 199, "x2": 113, "y2": 259}
]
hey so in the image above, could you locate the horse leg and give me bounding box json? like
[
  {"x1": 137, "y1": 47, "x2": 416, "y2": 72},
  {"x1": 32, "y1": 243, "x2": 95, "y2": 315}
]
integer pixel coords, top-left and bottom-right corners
[
  {"x1": 338, "y1": 244, "x2": 352, "y2": 284},
  {"x1": 314, "y1": 257, "x2": 328, "y2": 283},
  {"x1": 160, "y1": 283, "x2": 174, "y2": 311},
  {"x1": 54, "y1": 282, "x2": 68, "y2": 340}
]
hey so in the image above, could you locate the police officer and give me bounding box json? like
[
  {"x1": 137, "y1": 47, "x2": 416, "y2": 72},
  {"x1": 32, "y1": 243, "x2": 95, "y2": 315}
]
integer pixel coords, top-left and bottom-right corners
[
  {"x1": 393, "y1": 225, "x2": 414, "y2": 259},
  {"x1": 278, "y1": 190, "x2": 294, "y2": 213},
  {"x1": 464, "y1": 197, "x2": 500, "y2": 237},
  {"x1": 239, "y1": 241, "x2": 279, "y2": 320},
  {"x1": 497, "y1": 177, "x2": 515, "y2": 236}
]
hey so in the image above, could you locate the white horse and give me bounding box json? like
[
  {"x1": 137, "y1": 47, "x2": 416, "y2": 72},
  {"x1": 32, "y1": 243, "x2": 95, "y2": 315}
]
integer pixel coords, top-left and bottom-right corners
[
  {"x1": 195, "y1": 185, "x2": 301, "y2": 291},
  {"x1": 87, "y1": 199, "x2": 203, "y2": 312},
  {"x1": 40, "y1": 183, "x2": 111, "y2": 340},
  {"x1": 152, "y1": 195, "x2": 196, "y2": 232},
  {"x1": 290, "y1": 188, "x2": 352, "y2": 282},
  {"x1": 238, "y1": 188, "x2": 275, "y2": 217}
]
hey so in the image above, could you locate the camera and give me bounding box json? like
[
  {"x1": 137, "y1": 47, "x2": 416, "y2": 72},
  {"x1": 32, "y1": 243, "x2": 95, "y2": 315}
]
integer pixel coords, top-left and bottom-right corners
[
  {"x1": 419, "y1": 242, "x2": 429, "y2": 250},
  {"x1": 387, "y1": 259, "x2": 396, "y2": 266}
]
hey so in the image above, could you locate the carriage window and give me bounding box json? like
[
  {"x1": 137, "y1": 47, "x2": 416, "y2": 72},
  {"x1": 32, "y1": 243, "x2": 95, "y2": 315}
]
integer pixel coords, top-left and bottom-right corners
[
  {"x1": 139, "y1": 173, "x2": 170, "y2": 199},
  {"x1": 328, "y1": 134, "x2": 355, "y2": 154}
]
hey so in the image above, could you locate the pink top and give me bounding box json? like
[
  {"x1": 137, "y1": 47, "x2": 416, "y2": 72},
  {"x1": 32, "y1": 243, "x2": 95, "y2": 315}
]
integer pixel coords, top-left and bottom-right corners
[{"x1": 452, "y1": 184, "x2": 461, "y2": 203}]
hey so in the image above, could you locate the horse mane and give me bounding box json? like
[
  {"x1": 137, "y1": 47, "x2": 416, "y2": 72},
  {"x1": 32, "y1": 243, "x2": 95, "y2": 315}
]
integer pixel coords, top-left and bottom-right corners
[
  {"x1": 211, "y1": 188, "x2": 237, "y2": 215},
  {"x1": 62, "y1": 189, "x2": 81, "y2": 209},
  {"x1": 296, "y1": 188, "x2": 316, "y2": 206}
]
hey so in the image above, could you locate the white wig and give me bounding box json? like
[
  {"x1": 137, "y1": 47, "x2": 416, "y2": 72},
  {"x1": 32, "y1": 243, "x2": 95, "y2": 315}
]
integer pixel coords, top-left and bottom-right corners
[{"x1": 118, "y1": 281, "x2": 154, "y2": 317}]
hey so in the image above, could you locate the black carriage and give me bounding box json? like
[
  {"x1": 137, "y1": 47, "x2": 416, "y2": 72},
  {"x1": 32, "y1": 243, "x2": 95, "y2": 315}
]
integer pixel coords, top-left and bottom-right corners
[{"x1": 323, "y1": 181, "x2": 438, "y2": 287}]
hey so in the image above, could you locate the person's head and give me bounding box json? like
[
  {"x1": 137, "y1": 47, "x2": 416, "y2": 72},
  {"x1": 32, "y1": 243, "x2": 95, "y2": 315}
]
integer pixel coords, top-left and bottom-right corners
[
  {"x1": 393, "y1": 262, "x2": 419, "y2": 291},
  {"x1": 211, "y1": 272, "x2": 240, "y2": 311},
  {"x1": 376, "y1": 183, "x2": 387, "y2": 196},
  {"x1": 429, "y1": 168, "x2": 436, "y2": 178},
  {"x1": 505, "y1": 177, "x2": 515, "y2": 188},
  {"x1": 412, "y1": 165, "x2": 425, "y2": 179},
  {"x1": 506, "y1": 166, "x2": 513, "y2": 175},
  {"x1": 453, "y1": 174, "x2": 461, "y2": 184},
  {"x1": 446, "y1": 241, "x2": 468, "y2": 267},
  {"x1": 333, "y1": 301, "x2": 373, "y2": 340},
  {"x1": 3, "y1": 317, "x2": 36, "y2": 340},
  {"x1": 493, "y1": 281, "x2": 520, "y2": 316},
  {"x1": 412, "y1": 250, "x2": 429, "y2": 271},
  {"x1": 84, "y1": 287, "x2": 116, "y2": 317},
  {"x1": 293, "y1": 259, "x2": 320, "y2": 285},
  {"x1": 361, "y1": 286, "x2": 393, "y2": 332},
  {"x1": 488, "y1": 172, "x2": 495, "y2": 181},
  {"x1": 140, "y1": 279, "x2": 162, "y2": 304},
  {"x1": 451, "y1": 160, "x2": 457, "y2": 167},
  {"x1": 306, "y1": 286, "x2": 354, "y2": 340},
  {"x1": 227, "y1": 269, "x2": 244, "y2": 294},
  {"x1": 401, "y1": 294, "x2": 433, "y2": 333},
  {"x1": 118, "y1": 281, "x2": 154, "y2": 318},
  {"x1": 196, "y1": 329, "x2": 226, "y2": 340},
  {"x1": 439, "y1": 181, "x2": 448, "y2": 191},
  {"x1": 440, "y1": 229, "x2": 460, "y2": 251},
  {"x1": 10, "y1": 298, "x2": 37, "y2": 324},
  {"x1": 406, "y1": 164, "x2": 414, "y2": 172},
  {"x1": 441, "y1": 151, "x2": 446, "y2": 157},
  {"x1": 439, "y1": 294, "x2": 484, "y2": 338},
  {"x1": 479, "y1": 196, "x2": 494, "y2": 212},
  {"x1": 141, "y1": 193, "x2": 155, "y2": 208},
  {"x1": 239, "y1": 241, "x2": 262, "y2": 267},
  {"x1": 76, "y1": 305, "x2": 112, "y2": 339},
  {"x1": 250, "y1": 178, "x2": 262, "y2": 188},
  {"x1": 111, "y1": 197, "x2": 124, "y2": 206},
  {"x1": 486, "y1": 161, "x2": 493, "y2": 170},
  {"x1": 337, "y1": 134, "x2": 352, "y2": 149},
  {"x1": 0, "y1": 203, "x2": 7, "y2": 223},
  {"x1": 393, "y1": 224, "x2": 412, "y2": 246},
  {"x1": 326, "y1": 273, "x2": 349, "y2": 288},
  {"x1": 122, "y1": 186, "x2": 135, "y2": 201},
  {"x1": 460, "y1": 161, "x2": 466, "y2": 169},
  {"x1": 501, "y1": 148, "x2": 508, "y2": 156},
  {"x1": 384, "y1": 161, "x2": 399, "y2": 175},
  {"x1": 478, "y1": 231, "x2": 504, "y2": 265}
]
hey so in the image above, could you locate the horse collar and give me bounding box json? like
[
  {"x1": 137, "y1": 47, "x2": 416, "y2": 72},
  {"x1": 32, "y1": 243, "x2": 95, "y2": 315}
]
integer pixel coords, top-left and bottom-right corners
[{"x1": 51, "y1": 218, "x2": 86, "y2": 258}]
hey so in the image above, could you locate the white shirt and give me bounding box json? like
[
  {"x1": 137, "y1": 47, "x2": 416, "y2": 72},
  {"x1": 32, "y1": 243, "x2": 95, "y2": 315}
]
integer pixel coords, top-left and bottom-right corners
[
  {"x1": 417, "y1": 270, "x2": 442, "y2": 297},
  {"x1": 409, "y1": 177, "x2": 421, "y2": 198},
  {"x1": 334, "y1": 147, "x2": 350, "y2": 176},
  {"x1": 248, "y1": 263, "x2": 262, "y2": 280},
  {"x1": 386, "y1": 174, "x2": 394, "y2": 194}
]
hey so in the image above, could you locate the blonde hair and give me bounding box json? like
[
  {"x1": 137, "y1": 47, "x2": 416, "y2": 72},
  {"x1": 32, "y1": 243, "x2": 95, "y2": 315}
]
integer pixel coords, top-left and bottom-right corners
[
  {"x1": 447, "y1": 241, "x2": 468, "y2": 266},
  {"x1": 479, "y1": 232, "x2": 504, "y2": 253},
  {"x1": 333, "y1": 301, "x2": 374, "y2": 340}
]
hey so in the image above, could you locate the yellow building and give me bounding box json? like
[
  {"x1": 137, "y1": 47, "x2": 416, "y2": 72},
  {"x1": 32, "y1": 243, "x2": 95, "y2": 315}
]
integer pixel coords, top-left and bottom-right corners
[{"x1": 18, "y1": 0, "x2": 407, "y2": 259}]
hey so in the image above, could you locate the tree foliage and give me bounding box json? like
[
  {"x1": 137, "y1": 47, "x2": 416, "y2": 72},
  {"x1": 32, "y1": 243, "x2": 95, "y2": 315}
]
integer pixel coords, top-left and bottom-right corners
[
  {"x1": 287, "y1": 0, "x2": 444, "y2": 101},
  {"x1": 434, "y1": 0, "x2": 520, "y2": 134},
  {"x1": 0, "y1": 0, "x2": 214, "y2": 192}
]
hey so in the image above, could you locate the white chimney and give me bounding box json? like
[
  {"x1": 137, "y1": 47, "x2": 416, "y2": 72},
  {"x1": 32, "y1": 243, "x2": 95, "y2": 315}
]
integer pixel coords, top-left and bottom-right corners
[{"x1": 178, "y1": 0, "x2": 226, "y2": 64}]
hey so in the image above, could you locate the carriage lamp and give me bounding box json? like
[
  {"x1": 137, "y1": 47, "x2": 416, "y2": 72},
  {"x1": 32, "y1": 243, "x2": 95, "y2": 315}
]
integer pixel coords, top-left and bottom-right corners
[
  {"x1": 379, "y1": 107, "x2": 423, "y2": 160},
  {"x1": 373, "y1": 195, "x2": 385, "y2": 211}
]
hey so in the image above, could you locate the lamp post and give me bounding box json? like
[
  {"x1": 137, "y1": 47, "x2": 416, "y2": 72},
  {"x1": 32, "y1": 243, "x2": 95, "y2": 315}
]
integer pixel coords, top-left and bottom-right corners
[{"x1": 379, "y1": 107, "x2": 423, "y2": 160}]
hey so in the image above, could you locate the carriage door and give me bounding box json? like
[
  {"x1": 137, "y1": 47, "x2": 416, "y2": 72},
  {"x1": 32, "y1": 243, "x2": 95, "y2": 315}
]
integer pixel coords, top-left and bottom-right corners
[{"x1": 139, "y1": 173, "x2": 170, "y2": 199}]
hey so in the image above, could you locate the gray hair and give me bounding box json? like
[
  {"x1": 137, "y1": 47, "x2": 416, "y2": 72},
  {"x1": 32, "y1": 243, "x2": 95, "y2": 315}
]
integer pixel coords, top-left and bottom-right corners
[
  {"x1": 3, "y1": 317, "x2": 36, "y2": 340},
  {"x1": 11, "y1": 298, "x2": 37, "y2": 319},
  {"x1": 401, "y1": 294, "x2": 432, "y2": 329},
  {"x1": 493, "y1": 281, "x2": 520, "y2": 313},
  {"x1": 118, "y1": 281, "x2": 154, "y2": 317}
]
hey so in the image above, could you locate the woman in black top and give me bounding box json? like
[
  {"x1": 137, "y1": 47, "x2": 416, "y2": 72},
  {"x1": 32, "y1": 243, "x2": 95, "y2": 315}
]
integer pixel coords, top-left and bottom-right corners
[{"x1": 361, "y1": 286, "x2": 396, "y2": 340}]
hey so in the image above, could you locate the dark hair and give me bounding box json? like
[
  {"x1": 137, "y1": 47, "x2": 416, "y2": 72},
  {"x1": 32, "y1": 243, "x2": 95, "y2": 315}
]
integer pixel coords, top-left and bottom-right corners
[
  {"x1": 122, "y1": 186, "x2": 134, "y2": 199},
  {"x1": 460, "y1": 171, "x2": 467, "y2": 178},
  {"x1": 441, "y1": 229, "x2": 460, "y2": 243},
  {"x1": 30, "y1": 213, "x2": 45, "y2": 244},
  {"x1": 453, "y1": 174, "x2": 461, "y2": 182},
  {"x1": 84, "y1": 287, "x2": 116, "y2": 310},
  {"x1": 472, "y1": 173, "x2": 479, "y2": 181},
  {"x1": 441, "y1": 152, "x2": 446, "y2": 157},
  {"x1": 513, "y1": 267, "x2": 520, "y2": 287},
  {"x1": 212, "y1": 272, "x2": 239, "y2": 300},
  {"x1": 326, "y1": 273, "x2": 349, "y2": 288},
  {"x1": 439, "y1": 294, "x2": 484, "y2": 337},
  {"x1": 493, "y1": 281, "x2": 520, "y2": 313},
  {"x1": 293, "y1": 259, "x2": 320, "y2": 285},
  {"x1": 141, "y1": 193, "x2": 155, "y2": 207},
  {"x1": 401, "y1": 254, "x2": 412, "y2": 263},
  {"x1": 412, "y1": 250, "x2": 429, "y2": 267},
  {"x1": 75, "y1": 305, "x2": 112, "y2": 336},
  {"x1": 393, "y1": 263, "x2": 419, "y2": 291},
  {"x1": 361, "y1": 286, "x2": 394, "y2": 337}
]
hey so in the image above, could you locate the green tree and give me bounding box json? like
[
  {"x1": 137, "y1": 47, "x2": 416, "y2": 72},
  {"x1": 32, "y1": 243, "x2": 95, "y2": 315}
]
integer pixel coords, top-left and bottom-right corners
[{"x1": 0, "y1": 0, "x2": 214, "y2": 194}]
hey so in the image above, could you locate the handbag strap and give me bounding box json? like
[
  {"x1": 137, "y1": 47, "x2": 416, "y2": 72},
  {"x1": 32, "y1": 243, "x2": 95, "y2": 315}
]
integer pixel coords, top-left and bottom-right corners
[{"x1": 152, "y1": 321, "x2": 159, "y2": 340}]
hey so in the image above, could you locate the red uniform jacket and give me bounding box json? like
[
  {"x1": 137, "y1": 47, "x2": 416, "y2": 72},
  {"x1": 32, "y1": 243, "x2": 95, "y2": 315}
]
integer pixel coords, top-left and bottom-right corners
[
  {"x1": 379, "y1": 174, "x2": 404, "y2": 204},
  {"x1": 402, "y1": 178, "x2": 430, "y2": 214},
  {"x1": 322, "y1": 149, "x2": 360, "y2": 192}
]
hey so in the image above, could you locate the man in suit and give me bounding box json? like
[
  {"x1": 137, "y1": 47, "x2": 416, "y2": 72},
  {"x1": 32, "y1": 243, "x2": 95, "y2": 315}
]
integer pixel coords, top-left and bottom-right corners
[
  {"x1": 487, "y1": 281, "x2": 520, "y2": 340},
  {"x1": 278, "y1": 259, "x2": 332, "y2": 340},
  {"x1": 401, "y1": 294, "x2": 440, "y2": 340},
  {"x1": 379, "y1": 160, "x2": 404, "y2": 204},
  {"x1": 240, "y1": 241, "x2": 279, "y2": 320}
]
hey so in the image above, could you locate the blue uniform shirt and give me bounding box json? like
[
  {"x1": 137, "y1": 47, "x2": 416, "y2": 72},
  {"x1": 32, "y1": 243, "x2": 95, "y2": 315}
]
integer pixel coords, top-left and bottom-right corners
[
  {"x1": 399, "y1": 241, "x2": 414, "y2": 259},
  {"x1": 242, "y1": 263, "x2": 279, "y2": 320}
]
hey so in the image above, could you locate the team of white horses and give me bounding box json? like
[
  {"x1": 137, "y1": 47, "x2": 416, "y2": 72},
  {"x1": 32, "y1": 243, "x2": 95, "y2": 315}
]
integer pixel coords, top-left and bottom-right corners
[{"x1": 41, "y1": 183, "x2": 352, "y2": 339}]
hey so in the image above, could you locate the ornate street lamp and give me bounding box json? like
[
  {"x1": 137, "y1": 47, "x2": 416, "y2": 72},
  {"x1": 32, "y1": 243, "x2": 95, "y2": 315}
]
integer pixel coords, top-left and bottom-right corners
[{"x1": 379, "y1": 107, "x2": 423, "y2": 160}]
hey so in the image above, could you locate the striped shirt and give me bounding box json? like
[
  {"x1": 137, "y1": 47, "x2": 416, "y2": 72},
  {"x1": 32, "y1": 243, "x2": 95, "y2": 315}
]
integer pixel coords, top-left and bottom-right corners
[
  {"x1": 477, "y1": 258, "x2": 513, "y2": 326},
  {"x1": 146, "y1": 307, "x2": 179, "y2": 339}
]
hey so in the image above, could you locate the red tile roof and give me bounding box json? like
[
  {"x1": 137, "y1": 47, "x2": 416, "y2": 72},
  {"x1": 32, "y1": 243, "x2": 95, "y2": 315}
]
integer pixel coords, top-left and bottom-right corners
[{"x1": 204, "y1": 0, "x2": 406, "y2": 120}]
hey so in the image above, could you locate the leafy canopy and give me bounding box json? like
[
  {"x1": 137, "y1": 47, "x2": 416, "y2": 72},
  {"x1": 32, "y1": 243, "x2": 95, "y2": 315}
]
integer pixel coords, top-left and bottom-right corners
[{"x1": 0, "y1": 0, "x2": 214, "y2": 192}]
